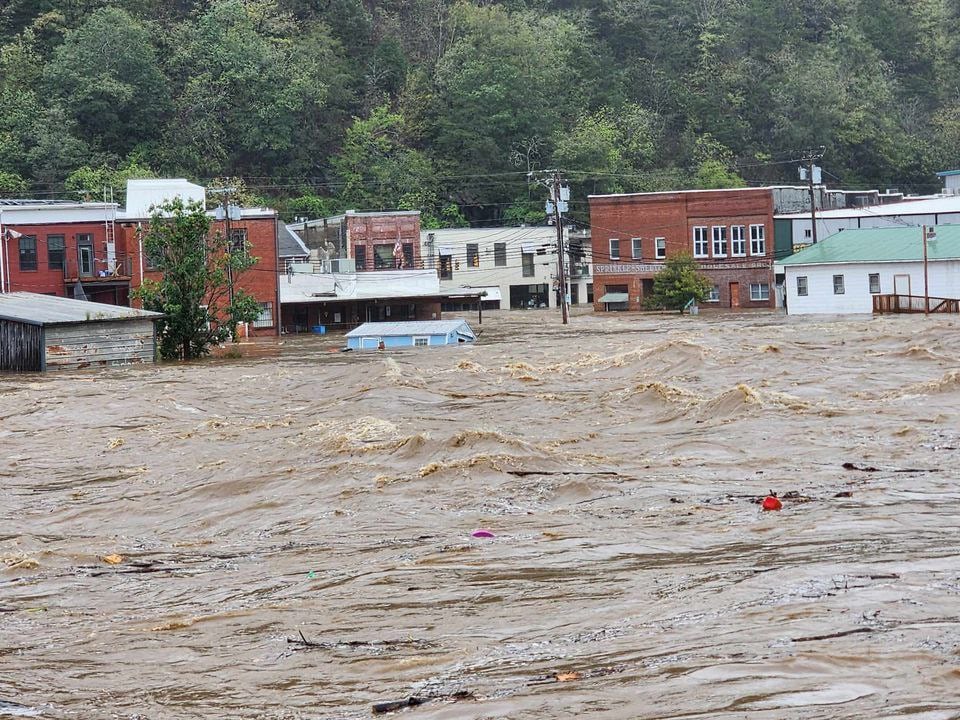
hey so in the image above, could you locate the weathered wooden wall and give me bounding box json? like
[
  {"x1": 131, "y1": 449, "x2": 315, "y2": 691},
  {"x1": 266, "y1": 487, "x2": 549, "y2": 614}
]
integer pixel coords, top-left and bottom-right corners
[
  {"x1": 44, "y1": 320, "x2": 156, "y2": 371},
  {"x1": 0, "y1": 320, "x2": 43, "y2": 372}
]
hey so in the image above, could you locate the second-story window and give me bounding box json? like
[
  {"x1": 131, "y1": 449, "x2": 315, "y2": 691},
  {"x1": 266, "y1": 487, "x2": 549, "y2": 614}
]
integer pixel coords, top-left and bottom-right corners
[
  {"x1": 693, "y1": 227, "x2": 708, "y2": 257},
  {"x1": 47, "y1": 235, "x2": 65, "y2": 270},
  {"x1": 494, "y1": 242, "x2": 507, "y2": 267},
  {"x1": 19, "y1": 235, "x2": 37, "y2": 271},
  {"x1": 731, "y1": 225, "x2": 746, "y2": 256},
  {"x1": 229, "y1": 228, "x2": 248, "y2": 254},
  {"x1": 655, "y1": 237, "x2": 666, "y2": 259},
  {"x1": 750, "y1": 224, "x2": 766, "y2": 255},
  {"x1": 631, "y1": 237, "x2": 641, "y2": 258},
  {"x1": 711, "y1": 226, "x2": 727, "y2": 257},
  {"x1": 466, "y1": 243, "x2": 479, "y2": 267},
  {"x1": 609, "y1": 238, "x2": 620, "y2": 260},
  {"x1": 522, "y1": 251, "x2": 535, "y2": 277},
  {"x1": 354, "y1": 245, "x2": 367, "y2": 270},
  {"x1": 403, "y1": 243, "x2": 414, "y2": 268}
]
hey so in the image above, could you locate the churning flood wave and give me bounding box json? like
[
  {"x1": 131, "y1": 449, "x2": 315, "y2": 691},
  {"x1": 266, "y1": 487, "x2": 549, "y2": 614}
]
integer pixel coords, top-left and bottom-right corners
[{"x1": 2, "y1": 309, "x2": 960, "y2": 719}]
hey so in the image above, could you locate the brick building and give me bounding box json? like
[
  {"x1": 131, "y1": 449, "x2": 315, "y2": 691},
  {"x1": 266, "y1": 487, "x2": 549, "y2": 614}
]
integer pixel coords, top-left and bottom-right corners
[
  {"x1": 0, "y1": 200, "x2": 131, "y2": 305},
  {"x1": 0, "y1": 181, "x2": 280, "y2": 337},
  {"x1": 346, "y1": 210, "x2": 421, "y2": 271},
  {"x1": 589, "y1": 188, "x2": 776, "y2": 310}
]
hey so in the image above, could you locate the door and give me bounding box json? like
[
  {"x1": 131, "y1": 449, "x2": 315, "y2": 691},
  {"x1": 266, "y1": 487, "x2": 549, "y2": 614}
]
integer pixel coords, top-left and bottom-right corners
[
  {"x1": 894, "y1": 274, "x2": 911, "y2": 295},
  {"x1": 729, "y1": 282, "x2": 740, "y2": 308},
  {"x1": 78, "y1": 244, "x2": 94, "y2": 276}
]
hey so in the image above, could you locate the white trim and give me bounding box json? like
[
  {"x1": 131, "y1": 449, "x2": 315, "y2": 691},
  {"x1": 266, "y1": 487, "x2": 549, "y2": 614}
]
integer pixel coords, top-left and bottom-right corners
[
  {"x1": 412, "y1": 335, "x2": 429, "y2": 347},
  {"x1": 711, "y1": 226, "x2": 727, "y2": 258},
  {"x1": 631, "y1": 237, "x2": 641, "y2": 259},
  {"x1": 693, "y1": 226, "x2": 709, "y2": 258},
  {"x1": 730, "y1": 225, "x2": 746, "y2": 256},
  {"x1": 655, "y1": 237, "x2": 666, "y2": 259},
  {"x1": 609, "y1": 238, "x2": 620, "y2": 260},
  {"x1": 749, "y1": 224, "x2": 766, "y2": 256}
]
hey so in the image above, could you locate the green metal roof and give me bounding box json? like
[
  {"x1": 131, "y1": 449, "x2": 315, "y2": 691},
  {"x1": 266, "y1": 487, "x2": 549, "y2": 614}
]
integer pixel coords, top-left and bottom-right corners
[
  {"x1": 598, "y1": 292, "x2": 629, "y2": 303},
  {"x1": 778, "y1": 225, "x2": 960, "y2": 266}
]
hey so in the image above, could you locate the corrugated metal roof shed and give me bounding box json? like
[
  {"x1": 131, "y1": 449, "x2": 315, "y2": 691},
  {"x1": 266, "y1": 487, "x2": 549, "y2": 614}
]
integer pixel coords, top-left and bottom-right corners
[
  {"x1": 0, "y1": 292, "x2": 163, "y2": 326},
  {"x1": 779, "y1": 225, "x2": 960, "y2": 265},
  {"x1": 345, "y1": 320, "x2": 473, "y2": 338}
]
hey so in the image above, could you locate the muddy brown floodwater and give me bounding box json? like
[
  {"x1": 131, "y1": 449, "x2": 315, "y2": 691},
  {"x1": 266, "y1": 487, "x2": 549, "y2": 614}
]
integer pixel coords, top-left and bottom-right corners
[{"x1": 2, "y1": 309, "x2": 960, "y2": 719}]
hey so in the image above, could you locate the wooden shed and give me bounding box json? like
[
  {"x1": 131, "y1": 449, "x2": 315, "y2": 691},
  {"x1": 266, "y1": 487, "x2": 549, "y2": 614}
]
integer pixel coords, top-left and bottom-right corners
[{"x1": 0, "y1": 292, "x2": 162, "y2": 372}]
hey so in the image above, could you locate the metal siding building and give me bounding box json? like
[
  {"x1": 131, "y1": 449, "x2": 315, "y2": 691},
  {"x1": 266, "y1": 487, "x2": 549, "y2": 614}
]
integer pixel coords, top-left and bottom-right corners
[{"x1": 0, "y1": 292, "x2": 162, "y2": 372}]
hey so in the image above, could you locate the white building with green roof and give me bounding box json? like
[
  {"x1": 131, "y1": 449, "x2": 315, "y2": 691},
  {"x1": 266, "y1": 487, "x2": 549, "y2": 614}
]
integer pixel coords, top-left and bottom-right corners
[{"x1": 779, "y1": 225, "x2": 960, "y2": 314}]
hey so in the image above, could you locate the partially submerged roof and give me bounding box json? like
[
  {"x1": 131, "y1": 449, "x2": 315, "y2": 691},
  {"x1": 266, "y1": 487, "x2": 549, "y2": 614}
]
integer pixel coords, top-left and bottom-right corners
[
  {"x1": 779, "y1": 225, "x2": 960, "y2": 266},
  {"x1": 597, "y1": 292, "x2": 629, "y2": 303},
  {"x1": 0, "y1": 293, "x2": 163, "y2": 327},
  {"x1": 936, "y1": 170, "x2": 960, "y2": 177},
  {"x1": 279, "y1": 222, "x2": 310, "y2": 258},
  {"x1": 345, "y1": 320, "x2": 475, "y2": 338}
]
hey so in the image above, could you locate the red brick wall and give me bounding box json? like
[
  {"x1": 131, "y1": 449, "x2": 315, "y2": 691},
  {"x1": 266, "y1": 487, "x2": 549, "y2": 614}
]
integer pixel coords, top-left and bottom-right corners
[
  {"x1": 121, "y1": 215, "x2": 279, "y2": 336},
  {"x1": 2, "y1": 221, "x2": 129, "y2": 296},
  {"x1": 590, "y1": 189, "x2": 775, "y2": 310},
  {"x1": 347, "y1": 213, "x2": 421, "y2": 270}
]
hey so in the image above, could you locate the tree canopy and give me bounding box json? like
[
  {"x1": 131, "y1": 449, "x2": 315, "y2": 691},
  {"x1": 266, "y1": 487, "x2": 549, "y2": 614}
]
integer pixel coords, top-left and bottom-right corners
[{"x1": 1, "y1": 0, "x2": 958, "y2": 222}]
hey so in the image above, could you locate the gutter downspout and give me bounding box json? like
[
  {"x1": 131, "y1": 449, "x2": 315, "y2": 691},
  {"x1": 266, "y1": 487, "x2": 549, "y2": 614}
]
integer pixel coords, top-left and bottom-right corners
[
  {"x1": 137, "y1": 222, "x2": 144, "y2": 308},
  {"x1": 0, "y1": 218, "x2": 6, "y2": 293},
  {"x1": 274, "y1": 214, "x2": 281, "y2": 337}
]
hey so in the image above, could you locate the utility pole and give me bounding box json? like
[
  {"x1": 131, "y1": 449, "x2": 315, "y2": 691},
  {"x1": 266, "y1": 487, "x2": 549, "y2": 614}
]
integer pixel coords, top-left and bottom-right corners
[
  {"x1": 551, "y1": 171, "x2": 570, "y2": 325},
  {"x1": 923, "y1": 225, "x2": 933, "y2": 315},
  {"x1": 802, "y1": 147, "x2": 825, "y2": 245},
  {"x1": 210, "y1": 185, "x2": 238, "y2": 337},
  {"x1": 530, "y1": 169, "x2": 570, "y2": 324}
]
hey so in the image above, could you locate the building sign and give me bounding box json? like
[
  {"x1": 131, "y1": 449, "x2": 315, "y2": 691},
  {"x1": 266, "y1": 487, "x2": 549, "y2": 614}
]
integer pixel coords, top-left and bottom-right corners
[{"x1": 595, "y1": 260, "x2": 771, "y2": 274}]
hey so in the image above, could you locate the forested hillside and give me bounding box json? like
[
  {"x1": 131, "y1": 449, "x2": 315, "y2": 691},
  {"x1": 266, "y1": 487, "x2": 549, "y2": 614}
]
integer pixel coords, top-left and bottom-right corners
[{"x1": 2, "y1": 0, "x2": 959, "y2": 224}]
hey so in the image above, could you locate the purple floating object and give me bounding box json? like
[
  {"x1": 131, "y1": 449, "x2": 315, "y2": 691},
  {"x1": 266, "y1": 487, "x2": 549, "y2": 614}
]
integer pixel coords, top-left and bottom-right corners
[{"x1": 472, "y1": 529, "x2": 495, "y2": 538}]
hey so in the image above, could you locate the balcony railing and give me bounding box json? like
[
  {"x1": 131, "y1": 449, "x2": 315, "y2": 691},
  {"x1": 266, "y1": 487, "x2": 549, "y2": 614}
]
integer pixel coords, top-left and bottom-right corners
[
  {"x1": 873, "y1": 294, "x2": 960, "y2": 314},
  {"x1": 63, "y1": 253, "x2": 133, "y2": 282}
]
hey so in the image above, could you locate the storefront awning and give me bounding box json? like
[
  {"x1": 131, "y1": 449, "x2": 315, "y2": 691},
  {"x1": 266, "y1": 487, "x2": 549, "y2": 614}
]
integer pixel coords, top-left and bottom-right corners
[{"x1": 598, "y1": 292, "x2": 629, "y2": 303}]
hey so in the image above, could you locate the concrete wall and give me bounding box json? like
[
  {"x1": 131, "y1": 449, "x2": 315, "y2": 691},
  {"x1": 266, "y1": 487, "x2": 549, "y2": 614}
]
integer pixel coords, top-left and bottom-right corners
[
  {"x1": 784, "y1": 259, "x2": 960, "y2": 314},
  {"x1": 44, "y1": 319, "x2": 156, "y2": 370}
]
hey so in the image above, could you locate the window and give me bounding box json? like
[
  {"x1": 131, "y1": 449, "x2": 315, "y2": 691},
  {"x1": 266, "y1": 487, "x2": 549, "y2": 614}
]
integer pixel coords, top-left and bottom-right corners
[
  {"x1": 494, "y1": 242, "x2": 507, "y2": 267},
  {"x1": 655, "y1": 237, "x2": 666, "y2": 260},
  {"x1": 253, "y1": 302, "x2": 274, "y2": 328},
  {"x1": 711, "y1": 226, "x2": 727, "y2": 257},
  {"x1": 373, "y1": 244, "x2": 396, "y2": 269},
  {"x1": 707, "y1": 286, "x2": 720, "y2": 302},
  {"x1": 631, "y1": 237, "x2": 642, "y2": 259},
  {"x1": 466, "y1": 243, "x2": 479, "y2": 267},
  {"x1": 413, "y1": 337, "x2": 429, "y2": 347},
  {"x1": 869, "y1": 273, "x2": 880, "y2": 294},
  {"x1": 439, "y1": 254, "x2": 452, "y2": 280},
  {"x1": 693, "y1": 227, "x2": 709, "y2": 257},
  {"x1": 796, "y1": 276, "x2": 808, "y2": 296},
  {"x1": 403, "y1": 243, "x2": 414, "y2": 268},
  {"x1": 731, "y1": 225, "x2": 746, "y2": 256},
  {"x1": 521, "y1": 251, "x2": 535, "y2": 278},
  {"x1": 750, "y1": 283, "x2": 770, "y2": 301},
  {"x1": 609, "y1": 238, "x2": 620, "y2": 260},
  {"x1": 804, "y1": 228, "x2": 812, "y2": 239},
  {"x1": 586, "y1": 283, "x2": 594, "y2": 303},
  {"x1": 750, "y1": 224, "x2": 766, "y2": 255},
  {"x1": 229, "y1": 228, "x2": 248, "y2": 254},
  {"x1": 354, "y1": 245, "x2": 367, "y2": 271},
  {"x1": 833, "y1": 274, "x2": 845, "y2": 295},
  {"x1": 47, "y1": 235, "x2": 65, "y2": 270},
  {"x1": 18, "y1": 235, "x2": 37, "y2": 271}
]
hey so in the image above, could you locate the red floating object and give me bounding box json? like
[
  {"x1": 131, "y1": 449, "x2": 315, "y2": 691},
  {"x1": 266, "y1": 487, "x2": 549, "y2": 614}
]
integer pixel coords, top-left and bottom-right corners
[
  {"x1": 761, "y1": 496, "x2": 783, "y2": 511},
  {"x1": 472, "y1": 529, "x2": 495, "y2": 538}
]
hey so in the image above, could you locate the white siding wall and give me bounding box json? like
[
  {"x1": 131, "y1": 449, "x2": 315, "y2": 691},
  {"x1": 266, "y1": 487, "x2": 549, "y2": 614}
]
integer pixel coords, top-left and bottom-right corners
[
  {"x1": 785, "y1": 260, "x2": 960, "y2": 314},
  {"x1": 791, "y1": 213, "x2": 960, "y2": 246},
  {"x1": 424, "y1": 227, "x2": 594, "y2": 308}
]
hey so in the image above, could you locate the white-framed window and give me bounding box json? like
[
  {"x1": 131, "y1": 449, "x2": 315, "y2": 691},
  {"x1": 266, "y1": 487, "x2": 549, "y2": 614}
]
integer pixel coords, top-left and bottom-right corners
[
  {"x1": 655, "y1": 237, "x2": 666, "y2": 259},
  {"x1": 707, "y1": 285, "x2": 720, "y2": 302},
  {"x1": 796, "y1": 276, "x2": 808, "y2": 296},
  {"x1": 413, "y1": 336, "x2": 429, "y2": 347},
  {"x1": 693, "y1": 226, "x2": 709, "y2": 257},
  {"x1": 750, "y1": 283, "x2": 770, "y2": 301},
  {"x1": 731, "y1": 225, "x2": 746, "y2": 256},
  {"x1": 750, "y1": 224, "x2": 766, "y2": 255},
  {"x1": 253, "y1": 301, "x2": 274, "y2": 328},
  {"x1": 631, "y1": 237, "x2": 641, "y2": 258},
  {"x1": 869, "y1": 273, "x2": 880, "y2": 294},
  {"x1": 609, "y1": 238, "x2": 620, "y2": 260},
  {"x1": 833, "y1": 274, "x2": 845, "y2": 294},
  {"x1": 712, "y1": 226, "x2": 727, "y2": 257}
]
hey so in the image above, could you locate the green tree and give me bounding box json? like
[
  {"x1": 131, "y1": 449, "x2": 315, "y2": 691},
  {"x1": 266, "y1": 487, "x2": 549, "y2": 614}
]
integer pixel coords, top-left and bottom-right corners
[
  {"x1": 647, "y1": 253, "x2": 712, "y2": 311},
  {"x1": 65, "y1": 160, "x2": 156, "y2": 200},
  {"x1": 43, "y1": 7, "x2": 169, "y2": 156},
  {"x1": 133, "y1": 199, "x2": 262, "y2": 360},
  {"x1": 0, "y1": 170, "x2": 27, "y2": 196}
]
